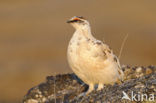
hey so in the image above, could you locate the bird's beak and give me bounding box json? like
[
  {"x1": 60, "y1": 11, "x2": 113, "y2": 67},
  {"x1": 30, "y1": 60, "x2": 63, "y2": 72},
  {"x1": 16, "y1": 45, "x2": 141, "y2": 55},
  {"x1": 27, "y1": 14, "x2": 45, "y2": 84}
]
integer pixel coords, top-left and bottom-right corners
[
  {"x1": 66, "y1": 20, "x2": 72, "y2": 23},
  {"x1": 67, "y1": 18, "x2": 80, "y2": 23},
  {"x1": 67, "y1": 20, "x2": 74, "y2": 23}
]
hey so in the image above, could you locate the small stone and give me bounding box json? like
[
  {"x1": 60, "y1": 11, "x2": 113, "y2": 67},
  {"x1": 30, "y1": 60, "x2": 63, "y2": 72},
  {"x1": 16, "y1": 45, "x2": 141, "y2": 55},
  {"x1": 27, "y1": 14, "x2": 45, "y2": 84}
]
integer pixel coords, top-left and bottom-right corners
[
  {"x1": 135, "y1": 83, "x2": 145, "y2": 88},
  {"x1": 146, "y1": 68, "x2": 153, "y2": 75},
  {"x1": 42, "y1": 97, "x2": 46, "y2": 102},
  {"x1": 35, "y1": 94, "x2": 39, "y2": 98},
  {"x1": 26, "y1": 99, "x2": 38, "y2": 103},
  {"x1": 38, "y1": 94, "x2": 42, "y2": 98},
  {"x1": 136, "y1": 67, "x2": 142, "y2": 73},
  {"x1": 96, "y1": 100, "x2": 101, "y2": 103}
]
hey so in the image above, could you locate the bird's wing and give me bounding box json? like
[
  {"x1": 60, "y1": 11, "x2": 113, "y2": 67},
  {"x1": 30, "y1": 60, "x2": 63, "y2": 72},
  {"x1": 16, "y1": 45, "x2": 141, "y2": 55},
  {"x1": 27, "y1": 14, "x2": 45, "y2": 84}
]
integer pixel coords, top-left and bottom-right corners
[
  {"x1": 91, "y1": 40, "x2": 112, "y2": 61},
  {"x1": 92, "y1": 40, "x2": 124, "y2": 79}
]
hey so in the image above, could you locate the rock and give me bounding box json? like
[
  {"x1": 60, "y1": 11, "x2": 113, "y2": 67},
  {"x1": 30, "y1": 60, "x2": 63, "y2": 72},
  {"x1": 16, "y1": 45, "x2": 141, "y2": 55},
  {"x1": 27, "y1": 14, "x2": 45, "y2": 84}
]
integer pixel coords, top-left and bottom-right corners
[{"x1": 23, "y1": 66, "x2": 156, "y2": 103}]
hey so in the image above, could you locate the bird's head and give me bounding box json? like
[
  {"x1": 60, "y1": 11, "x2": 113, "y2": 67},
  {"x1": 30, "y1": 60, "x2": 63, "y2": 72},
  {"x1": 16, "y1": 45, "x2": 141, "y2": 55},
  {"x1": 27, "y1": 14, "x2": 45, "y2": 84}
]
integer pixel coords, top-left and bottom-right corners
[{"x1": 67, "y1": 16, "x2": 90, "y2": 30}]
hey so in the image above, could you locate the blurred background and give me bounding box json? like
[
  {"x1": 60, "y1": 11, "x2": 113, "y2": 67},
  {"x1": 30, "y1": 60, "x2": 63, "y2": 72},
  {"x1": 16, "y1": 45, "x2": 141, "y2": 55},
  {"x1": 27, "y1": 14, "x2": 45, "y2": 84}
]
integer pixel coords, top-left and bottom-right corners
[{"x1": 0, "y1": 0, "x2": 156, "y2": 102}]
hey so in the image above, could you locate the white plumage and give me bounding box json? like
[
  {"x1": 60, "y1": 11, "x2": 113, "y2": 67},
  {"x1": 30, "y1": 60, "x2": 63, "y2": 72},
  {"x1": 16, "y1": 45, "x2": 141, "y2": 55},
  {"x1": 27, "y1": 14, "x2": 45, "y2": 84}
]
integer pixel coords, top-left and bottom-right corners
[{"x1": 67, "y1": 16, "x2": 124, "y2": 94}]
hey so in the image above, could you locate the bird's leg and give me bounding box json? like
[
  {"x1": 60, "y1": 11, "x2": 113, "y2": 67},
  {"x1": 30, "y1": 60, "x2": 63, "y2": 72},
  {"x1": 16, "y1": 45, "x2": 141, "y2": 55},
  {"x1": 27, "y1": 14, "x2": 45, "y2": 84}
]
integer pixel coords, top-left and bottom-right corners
[
  {"x1": 97, "y1": 83, "x2": 104, "y2": 91},
  {"x1": 77, "y1": 83, "x2": 94, "y2": 98},
  {"x1": 85, "y1": 83, "x2": 94, "y2": 95}
]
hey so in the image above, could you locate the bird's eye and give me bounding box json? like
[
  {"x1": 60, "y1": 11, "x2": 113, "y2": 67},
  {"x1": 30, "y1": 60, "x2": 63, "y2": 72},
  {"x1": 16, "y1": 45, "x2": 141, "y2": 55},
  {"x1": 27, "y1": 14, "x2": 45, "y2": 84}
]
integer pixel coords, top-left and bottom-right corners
[{"x1": 73, "y1": 19, "x2": 78, "y2": 22}]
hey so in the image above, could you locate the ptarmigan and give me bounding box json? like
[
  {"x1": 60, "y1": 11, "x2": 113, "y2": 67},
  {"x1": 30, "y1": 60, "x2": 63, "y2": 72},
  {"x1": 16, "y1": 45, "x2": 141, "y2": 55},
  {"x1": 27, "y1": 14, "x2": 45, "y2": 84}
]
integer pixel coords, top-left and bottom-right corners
[{"x1": 67, "y1": 16, "x2": 124, "y2": 94}]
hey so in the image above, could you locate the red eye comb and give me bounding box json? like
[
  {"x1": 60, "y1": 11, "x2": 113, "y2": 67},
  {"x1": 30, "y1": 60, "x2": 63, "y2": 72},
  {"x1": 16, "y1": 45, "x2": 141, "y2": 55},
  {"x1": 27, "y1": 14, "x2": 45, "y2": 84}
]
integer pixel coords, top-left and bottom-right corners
[{"x1": 73, "y1": 18, "x2": 80, "y2": 21}]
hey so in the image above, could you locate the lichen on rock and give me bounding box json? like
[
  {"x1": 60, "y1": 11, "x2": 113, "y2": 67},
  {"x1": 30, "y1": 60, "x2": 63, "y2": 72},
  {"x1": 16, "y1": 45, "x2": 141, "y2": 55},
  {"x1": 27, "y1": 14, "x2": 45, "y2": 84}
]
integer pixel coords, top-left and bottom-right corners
[{"x1": 23, "y1": 65, "x2": 156, "y2": 103}]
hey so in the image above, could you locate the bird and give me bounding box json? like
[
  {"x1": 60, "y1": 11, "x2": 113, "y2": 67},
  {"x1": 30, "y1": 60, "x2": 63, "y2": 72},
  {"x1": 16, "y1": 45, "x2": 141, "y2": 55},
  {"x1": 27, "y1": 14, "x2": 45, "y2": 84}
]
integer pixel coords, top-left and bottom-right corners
[{"x1": 67, "y1": 16, "x2": 124, "y2": 94}]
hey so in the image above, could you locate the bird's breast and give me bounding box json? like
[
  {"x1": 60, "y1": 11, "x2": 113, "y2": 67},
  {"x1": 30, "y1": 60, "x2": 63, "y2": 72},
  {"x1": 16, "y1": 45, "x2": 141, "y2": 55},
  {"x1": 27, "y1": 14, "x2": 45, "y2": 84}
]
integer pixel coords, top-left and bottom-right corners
[{"x1": 68, "y1": 39, "x2": 105, "y2": 71}]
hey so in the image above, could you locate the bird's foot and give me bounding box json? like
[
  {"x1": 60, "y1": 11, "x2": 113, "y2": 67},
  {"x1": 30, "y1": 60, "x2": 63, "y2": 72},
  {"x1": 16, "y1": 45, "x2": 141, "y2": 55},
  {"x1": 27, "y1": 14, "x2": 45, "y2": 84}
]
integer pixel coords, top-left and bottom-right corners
[{"x1": 97, "y1": 84, "x2": 105, "y2": 91}]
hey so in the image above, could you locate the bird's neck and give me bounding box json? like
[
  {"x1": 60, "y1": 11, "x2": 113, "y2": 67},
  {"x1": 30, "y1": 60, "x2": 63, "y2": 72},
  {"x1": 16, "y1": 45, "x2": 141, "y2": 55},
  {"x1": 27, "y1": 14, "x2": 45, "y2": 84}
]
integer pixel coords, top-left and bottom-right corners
[{"x1": 74, "y1": 26, "x2": 94, "y2": 39}]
